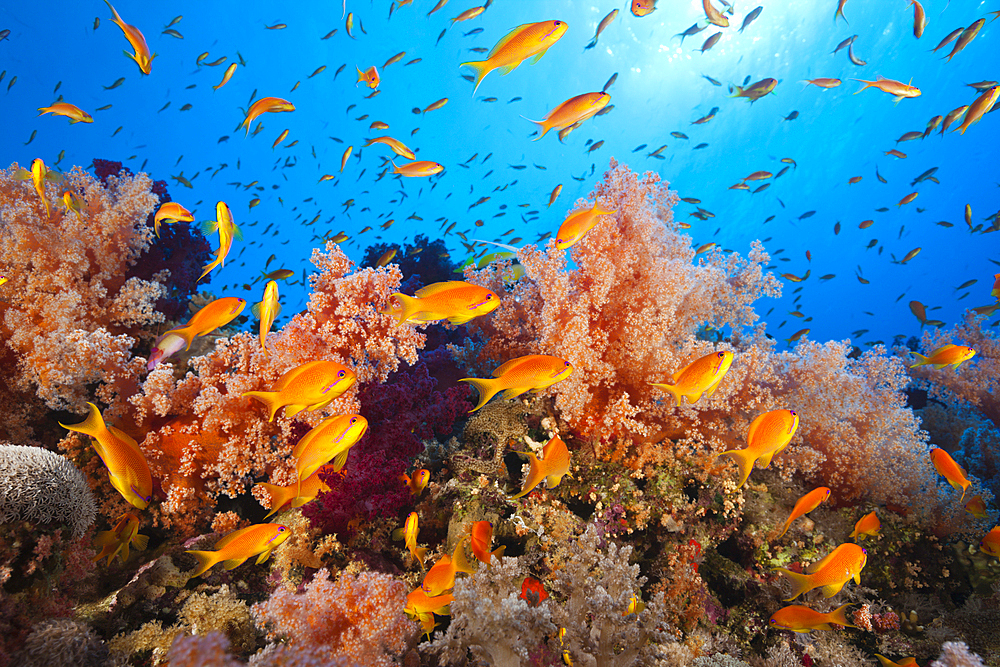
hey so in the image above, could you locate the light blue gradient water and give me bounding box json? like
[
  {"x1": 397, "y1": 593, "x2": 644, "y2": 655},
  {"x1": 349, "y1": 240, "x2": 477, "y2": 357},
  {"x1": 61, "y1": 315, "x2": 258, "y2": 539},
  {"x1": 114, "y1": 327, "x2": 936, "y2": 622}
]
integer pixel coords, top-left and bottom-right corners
[{"x1": 2, "y1": 0, "x2": 997, "y2": 347}]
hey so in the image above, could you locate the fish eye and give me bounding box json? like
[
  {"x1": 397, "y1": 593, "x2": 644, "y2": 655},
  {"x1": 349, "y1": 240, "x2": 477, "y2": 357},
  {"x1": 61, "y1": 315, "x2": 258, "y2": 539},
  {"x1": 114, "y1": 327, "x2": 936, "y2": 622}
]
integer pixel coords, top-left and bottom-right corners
[
  {"x1": 338, "y1": 370, "x2": 346, "y2": 377},
  {"x1": 861, "y1": 548, "x2": 867, "y2": 554},
  {"x1": 486, "y1": 294, "x2": 493, "y2": 299},
  {"x1": 564, "y1": 361, "x2": 570, "y2": 367},
  {"x1": 789, "y1": 410, "x2": 796, "y2": 416},
  {"x1": 554, "y1": 21, "x2": 562, "y2": 25},
  {"x1": 278, "y1": 526, "x2": 287, "y2": 532},
  {"x1": 350, "y1": 417, "x2": 358, "y2": 424},
  {"x1": 717, "y1": 352, "x2": 725, "y2": 358}
]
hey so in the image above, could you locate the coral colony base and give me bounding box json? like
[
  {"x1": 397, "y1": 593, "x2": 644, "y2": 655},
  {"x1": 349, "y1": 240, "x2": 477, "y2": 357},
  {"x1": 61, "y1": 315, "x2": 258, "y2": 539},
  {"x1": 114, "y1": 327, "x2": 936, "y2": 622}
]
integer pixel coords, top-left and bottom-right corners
[{"x1": 1, "y1": 159, "x2": 999, "y2": 667}]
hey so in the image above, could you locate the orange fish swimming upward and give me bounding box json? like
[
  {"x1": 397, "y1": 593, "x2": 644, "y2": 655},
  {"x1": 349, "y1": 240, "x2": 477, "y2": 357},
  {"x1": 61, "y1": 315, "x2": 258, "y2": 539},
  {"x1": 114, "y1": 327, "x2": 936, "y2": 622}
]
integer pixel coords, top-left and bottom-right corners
[
  {"x1": 148, "y1": 296, "x2": 246, "y2": 369},
  {"x1": 954, "y1": 85, "x2": 1000, "y2": 135},
  {"x1": 461, "y1": 354, "x2": 573, "y2": 412},
  {"x1": 60, "y1": 402, "x2": 153, "y2": 510},
  {"x1": 421, "y1": 536, "x2": 475, "y2": 596},
  {"x1": 524, "y1": 92, "x2": 610, "y2": 141},
  {"x1": 460, "y1": 20, "x2": 568, "y2": 95},
  {"x1": 153, "y1": 201, "x2": 194, "y2": 237},
  {"x1": 769, "y1": 603, "x2": 855, "y2": 633},
  {"x1": 910, "y1": 344, "x2": 976, "y2": 369},
  {"x1": 469, "y1": 520, "x2": 506, "y2": 564},
  {"x1": 198, "y1": 201, "x2": 243, "y2": 282},
  {"x1": 186, "y1": 523, "x2": 291, "y2": 577},
  {"x1": 243, "y1": 360, "x2": 357, "y2": 422},
  {"x1": 388, "y1": 281, "x2": 500, "y2": 326},
  {"x1": 397, "y1": 512, "x2": 428, "y2": 569},
  {"x1": 103, "y1": 0, "x2": 155, "y2": 74},
  {"x1": 255, "y1": 466, "x2": 332, "y2": 520},
  {"x1": 930, "y1": 448, "x2": 971, "y2": 501},
  {"x1": 93, "y1": 512, "x2": 148, "y2": 566},
  {"x1": 252, "y1": 280, "x2": 280, "y2": 354},
  {"x1": 241, "y1": 97, "x2": 295, "y2": 137},
  {"x1": 651, "y1": 350, "x2": 734, "y2": 407},
  {"x1": 773, "y1": 543, "x2": 867, "y2": 600},
  {"x1": 556, "y1": 200, "x2": 616, "y2": 249},
  {"x1": 293, "y1": 414, "x2": 369, "y2": 481},
  {"x1": 719, "y1": 409, "x2": 799, "y2": 488},
  {"x1": 849, "y1": 511, "x2": 881, "y2": 541},
  {"x1": 511, "y1": 434, "x2": 571, "y2": 499},
  {"x1": 776, "y1": 487, "x2": 831, "y2": 538}
]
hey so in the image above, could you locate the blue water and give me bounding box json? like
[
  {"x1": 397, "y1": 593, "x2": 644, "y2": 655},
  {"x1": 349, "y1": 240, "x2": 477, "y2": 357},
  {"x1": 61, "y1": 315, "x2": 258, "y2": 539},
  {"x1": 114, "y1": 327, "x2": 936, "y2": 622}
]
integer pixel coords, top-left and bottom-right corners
[{"x1": 2, "y1": 0, "x2": 997, "y2": 347}]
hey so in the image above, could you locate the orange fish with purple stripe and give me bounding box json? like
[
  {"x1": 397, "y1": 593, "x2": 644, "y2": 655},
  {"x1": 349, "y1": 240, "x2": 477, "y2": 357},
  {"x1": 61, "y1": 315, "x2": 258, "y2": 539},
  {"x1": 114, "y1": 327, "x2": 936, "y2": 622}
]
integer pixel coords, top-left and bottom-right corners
[
  {"x1": 243, "y1": 360, "x2": 357, "y2": 422},
  {"x1": 460, "y1": 355, "x2": 573, "y2": 412},
  {"x1": 186, "y1": 523, "x2": 291, "y2": 577},
  {"x1": 719, "y1": 409, "x2": 799, "y2": 488},
  {"x1": 776, "y1": 487, "x2": 831, "y2": 538},
  {"x1": 773, "y1": 543, "x2": 867, "y2": 600},
  {"x1": 511, "y1": 435, "x2": 571, "y2": 499}
]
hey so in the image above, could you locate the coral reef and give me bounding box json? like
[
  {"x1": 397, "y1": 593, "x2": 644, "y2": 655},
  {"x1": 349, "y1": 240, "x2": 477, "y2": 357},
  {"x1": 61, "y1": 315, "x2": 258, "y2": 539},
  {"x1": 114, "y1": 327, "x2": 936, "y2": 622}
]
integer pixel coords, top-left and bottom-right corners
[{"x1": 0, "y1": 443, "x2": 96, "y2": 537}]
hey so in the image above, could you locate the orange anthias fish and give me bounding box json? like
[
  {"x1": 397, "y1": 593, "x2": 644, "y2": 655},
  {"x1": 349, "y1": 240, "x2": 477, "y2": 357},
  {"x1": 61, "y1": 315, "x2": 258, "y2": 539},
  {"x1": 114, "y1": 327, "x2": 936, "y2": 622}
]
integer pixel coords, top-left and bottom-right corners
[
  {"x1": 964, "y1": 495, "x2": 987, "y2": 519},
  {"x1": 520, "y1": 576, "x2": 549, "y2": 606},
  {"x1": 93, "y1": 512, "x2": 148, "y2": 566},
  {"x1": 980, "y1": 527, "x2": 1000, "y2": 558},
  {"x1": 103, "y1": 0, "x2": 155, "y2": 74},
  {"x1": 930, "y1": 448, "x2": 971, "y2": 501},
  {"x1": 875, "y1": 655, "x2": 919, "y2": 667},
  {"x1": 405, "y1": 587, "x2": 453, "y2": 636},
  {"x1": 421, "y1": 537, "x2": 475, "y2": 596},
  {"x1": 186, "y1": 523, "x2": 291, "y2": 577},
  {"x1": 909, "y1": 344, "x2": 976, "y2": 369},
  {"x1": 153, "y1": 202, "x2": 194, "y2": 237},
  {"x1": 398, "y1": 512, "x2": 429, "y2": 569},
  {"x1": 364, "y1": 136, "x2": 416, "y2": 159},
  {"x1": 943, "y1": 19, "x2": 985, "y2": 63},
  {"x1": 60, "y1": 402, "x2": 153, "y2": 510},
  {"x1": 30, "y1": 158, "x2": 52, "y2": 219},
  {"x1": 769, "y1": 604, "x2": 855, "y2": 633},
  {"x1": 148, "y1": 296, "x2": 246, "y2": 369},
  {"x1": 356, "y1": 65, "x2": 380, "y2": 89},
  {"x1": 651, "y1": 350, "x2": 735, "y2": 407},
  {"x1": 402, "y1": 469, "x2": 430, "y2": 495},
  {"x1": 773, "y1": 543, "x2": 867, "y2": 600},
  {"x1": 37, "y1": 102, "x2": 93, "y2": 124},
  {"x1": 953, "y1": 86, "x2": 1000, "y2": 135},
  {"x1": 731, "y1": 78, "x2": 777, "y2": 102},
  {"x1": 702, "y1": 0, "x2": 729, "y2": 27},
  {"x1": 631, "y1": 0, "x2": 656, "y2": 17},
  {"x1": 849, "y1": 511, "x2": 881, "y2": 541},
  {"x1": 460, "y1": 20, "x2": 568, "y2": 95},
  {"x1": 511, "y1": 434, "x2": 571, "y2": 499},
  {"x1": 556, "y1": 200, "x2": 616, "y2": 249},
  {"x1": 293, "y1": 414, "x2": 369, "y2": 480},
  {"x1": 198, "y1": 201, "x2": 242, "y2": 282},
  {"x1": 909, "y1": 0, "x2": 927, "y2": 39},
  {"x1": 524, "y1": 92, "x2": 610, "y2": 141},
  {"x1": 852, "y1": 76, "x2": 921, "y2": 101},
  {"x1": 244, "y1": 360, "x2": 357, "y2": 421},
  {"x1": 252, "y1": 280, "x2": 280, "y2": 354},
  {"x1": 392, "y1": 160, "x2": 445, "y2": 177},
  {"x1": 776, "y1": 487, "x2": 831, "y2": 538},
  {"x1": 469, "y1": 520, "x2": 506, "y2": 564},
  {"x1": 388, "y1": 280, "x2": 499, "y2": 326},
  {"x1": 803, "y1": 78, "x2": 841, "y2": 88},
  {"x1": 720, "y1": 409, "x2": 799, "y2": 488},
  {"x1": 255, "y1": 466, "x2": 332, "y2": 519},
  {"x1": 460, "y1": 354, "x2": 574, "y2": 412},
  {"x1": 241, "y1": 97, "x2": 295, "y2": 137}
]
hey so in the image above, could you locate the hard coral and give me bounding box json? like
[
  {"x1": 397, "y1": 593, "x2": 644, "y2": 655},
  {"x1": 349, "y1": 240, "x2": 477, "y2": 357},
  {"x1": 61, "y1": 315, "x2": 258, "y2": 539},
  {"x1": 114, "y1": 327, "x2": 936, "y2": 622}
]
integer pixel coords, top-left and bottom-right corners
[{"x1": 0, "y1": 443, "x2": 96, "y2": 538}]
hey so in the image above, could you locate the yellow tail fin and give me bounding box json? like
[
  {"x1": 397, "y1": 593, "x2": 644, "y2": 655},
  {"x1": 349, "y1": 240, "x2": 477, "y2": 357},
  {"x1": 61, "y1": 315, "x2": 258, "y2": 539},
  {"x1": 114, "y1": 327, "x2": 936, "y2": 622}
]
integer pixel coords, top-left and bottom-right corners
[
  {"x1": 256, "y1": 482, "x2": 294, "y2": 519},
  {"x1": 459, "y1": 377, "x2": 501, "y2": 412},
  {"x1": 719, "y1": 447, "x2": 755, "y2": 488},
  {"x1": 459, "y1": 59, "x2": 491, "y2": 96},
  {"x1": 186, "y1": 550, "x2": 220, "y2": 577},
  {"x1": 772, "y1": 567, "x2": 814, "y2": 601},
  {"x1": 243, "y1": 390, "x2": 282, "y2": 422}
]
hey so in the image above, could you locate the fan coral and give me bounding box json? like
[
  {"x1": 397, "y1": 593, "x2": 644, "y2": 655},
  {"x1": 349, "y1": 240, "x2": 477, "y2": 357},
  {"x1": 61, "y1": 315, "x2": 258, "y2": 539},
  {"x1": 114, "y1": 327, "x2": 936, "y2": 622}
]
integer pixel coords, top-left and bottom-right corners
[{"x1": 0, "y1": 443, "x2": 96, "y2": 538}]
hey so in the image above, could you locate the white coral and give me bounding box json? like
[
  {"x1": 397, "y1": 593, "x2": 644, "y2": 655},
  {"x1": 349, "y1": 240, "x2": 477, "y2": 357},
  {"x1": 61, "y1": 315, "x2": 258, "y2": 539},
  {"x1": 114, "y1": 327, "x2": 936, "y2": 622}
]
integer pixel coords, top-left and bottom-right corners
[{"x1": 0, "y1": 443, "x2": 96, "y2": 537}]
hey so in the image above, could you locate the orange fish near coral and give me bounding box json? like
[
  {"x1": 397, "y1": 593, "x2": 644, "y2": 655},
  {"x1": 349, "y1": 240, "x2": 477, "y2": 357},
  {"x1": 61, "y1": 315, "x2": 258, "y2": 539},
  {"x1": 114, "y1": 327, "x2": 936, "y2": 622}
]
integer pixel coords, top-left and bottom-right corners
[
  {"x1": 980, "y1": 527, "x2": 1000, "y2": 558},
  {"x1": 769, "y1": 604, "x2": 855, "y2": 633},
  {"x1": 421, "y1": 537, "x2": 475, "y2": 596},
  {"x1": 524, "y1": 92, "x2": 610, "y2": 141},
  {"x1": 404, "y1": 586, "x2": 453, "y2": 636},
  {"x1": 252, "y1": 280, "x2": 280, "y2": 354},
  {"x1": 461, "y1": 355, "x2": 573, "y2": 412},
  {"x1": 402, "y1": 469, "x2": 430, "y2": 495},
  {"x1": 241, "y1": 97, "x2": 295, "y2": 137},
  {"x1": 964, "y1": 495, "x2": 987, "y2": 519},
  {"x1": 198, "y1": 201, "x2": 242, "y2": 282},
  {"x1": 186, "y1": 523, "x2": 291, "y2": 577},
  {"x1": 556, "y1": 201, "x2": 616, "y2": 249},
  {"x1": 388, "y1": 280, "x2": 499, "y2": 326},
  {"x1": 651, "y1": 350, "x2": 734, "y2": 407},
  {"x1": 293, "y1": 414, "x2": 368, "y2": 480},
  {"x1": 255, "y1": 466, "x2": 332, "y2": 520},
  {"x1": 460, "y1": 20, "x2": 568, "y2": 95},
  {"x1": 469, "y1": 520, "x2": 506, "y2": 564},
  {"x1": 243, "y1": 361, "x2": 355, "y2": 421},
  {"x1": 849, "y1": 511, "x2": 881, "y2": 541},
  {"x1": 397, "y1": 511, "x2": 428, "y2": 569},
  {"x1": 875, "y1": 655, "x2": 919, "y2": 667},
  {"x1": 153, "y1": 202, "x2": 194, "y2": 237},
  {"x1": 719, "y1": 409, "x2": 799, "y2": 488},
  {"x1": 37, "y1": 102, "x2": 93, "y2": 124},
  {"x1": 103, "y1": 0, "x2": 155, "y2": 74},
  {"x1": 511, "y1": 434, "x2": 571, "y2": 499},
  {"x1": 852, "y1": 76, "x2": 921, "y2": 101},
  {"x1": 776, "y1": 487, "x2": 831, "y2": 538},
  {"x1": 909, "y1": 344, "x2": 976, "y2": 370},
  {"x1": 148, "y1": 296, "x2": 246, "y2": 369},
  {"x1": 60, "y1": 402, "x2": 153, "y2": 510},
  {"x1": 772, "y1": 543, "x2": 867, "y2": 600},
  {"x1": 93, "y1": 512, "x2": 148, "y2": 566},
  {"x1": 930, "y1": 448, "x2": 971, "y2": 502},
  {"x1": 30, "y1": 158, "x2": 52, "y2": 219}
]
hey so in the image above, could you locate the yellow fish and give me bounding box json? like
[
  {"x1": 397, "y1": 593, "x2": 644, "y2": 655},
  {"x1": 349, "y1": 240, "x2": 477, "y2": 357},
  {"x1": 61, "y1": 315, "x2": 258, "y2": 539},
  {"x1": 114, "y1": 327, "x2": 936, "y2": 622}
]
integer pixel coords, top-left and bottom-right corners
[
  {"x1": 401, "y1": 469, "x2": 430, "y2": 495},
  {"x1": 719, "y1": 409, "x2": 799, "y2": 488},
  {"x1": 875, "y1": 655, "x2": 919, "y2": 667},
  {"x1": 392, "y1": 160, "x2": 444, "y2": 177},
  {"x1": 930, "y1": 447, "x2": 970, "y2": 501},
  {"x1": 460, "y1": 354, "x2": 573, "y2": 412},
  {"x1": 148, "y1": 296, "x2": 246, "y2": 369},
  {"x1": 153, "y1": 201, "x2": 194, "y2": 237},
  {"x1": 954, "y1": 85, "x2": 1000, "y2": 135},
  {"x1": 93, "y1": 512, "x2": 148, "y2": 566},
  {"x1": 555, "y1": 200, "x2": 616, "y2": 249},
  {"x1": 981, "y1": 526, "x2": 1000, "y2": 558},
  {"x1": 252, "y1": 280, "x2": 280, "y2": 354},
  {"x1": 524, "y1": 92, "x2": 610, "y2": 141},
  {"x1": 776, "y1": 487, "x2": 830, "y2": 538},
  {"x1": 511, "y1": 434, "x2": 571, "y2": 499},
  {"x1": 849, "y1": 510, "x2": 881, "y2": 541},
  {"x1": 60, "y1": 402, "x2": 153, "y2": 510},
  {"x1": 186, "y1": 523, "x2": 291, "y2": 577},
  {"x1": 387, "y1": 280, "x2": 499, "y2": 326},
  {"x1": 255, "y1": 466, "x2": 332, "y2": 520},
  {"x1": 910, "y1": 344, "x2": 976, "y2": 369},
  {"x1": 241, "y1": 97, "x2": 295, "y2": 137},
  {"x1": 460, "y1": 20, "x2": 568, "y2": 95},
  {"x1": 396, "y1": 511, "x2": 428, "y2": 569},
  {"x1": 421, "y1": 537, "x2": 475, "y2": 596},
  {"x1": 769, "y1": 604, "x2": 855, "y2": 633},
  {"x1": 469, "y1": 520, "x2": 505, "y2": 564},
  {"x1": 213, "y1": 62, "x2": 238, "y2": 91},
  {"x1": 293, "y1": 414, "x2": 368, "y2": 481},
  {"x1": 104, "y1": 0, "x2": 155, "y2": 74},
  {"x1": 37, "y1": 102, "x2": 93, "y2": 124},
  {"x1": 364, "y1": 136, "x2": 416, "y2": 159},
  {"x1": 31, "y1": 158, "x2": 51, "y2": 219},
  {"x1": 772, "y1": 542, "x2": 867, "y2": 600},
  {"x1": 243, "y1": 360, "x2": 356, "y2": 421},
  {"x1": 198, "y1": 201, "x2": 242, "y2": 282},
  {"x1": 651, "y1": 350, "x2": 734, "y2": 407}
]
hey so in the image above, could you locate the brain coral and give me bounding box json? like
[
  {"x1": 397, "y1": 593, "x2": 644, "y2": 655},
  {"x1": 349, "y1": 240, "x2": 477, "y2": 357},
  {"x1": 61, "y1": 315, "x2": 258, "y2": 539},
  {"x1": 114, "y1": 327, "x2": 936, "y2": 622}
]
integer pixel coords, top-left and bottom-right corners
[{"x1": 0, "y1": 444, "x2": 96, "y2": 538}]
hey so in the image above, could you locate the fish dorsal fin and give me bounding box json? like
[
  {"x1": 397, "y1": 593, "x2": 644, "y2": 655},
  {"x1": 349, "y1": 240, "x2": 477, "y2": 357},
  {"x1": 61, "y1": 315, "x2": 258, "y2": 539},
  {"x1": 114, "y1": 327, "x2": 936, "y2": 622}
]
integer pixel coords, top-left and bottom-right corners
[
  {"x1": 492, "y1": 356, "x2": 528, "y2": 377},
  {"x1": 670, "y1": 357, "x2": 700, "y2": 384},
  {"x1": 107, "y1": 425, "x2": 144, "y2": 456},
  {"x1": 806, "y1": 549, "x2": 838, "y2": 574},
  {"x1": 213, "y1": 525, "x2": 257, "y2": 550},
  {"x1": 876, "y1": 74, "x2": 886, "y2": 82},
  {"x1": 489, "y1": 23, "x2": 532, "y2": 59},
  {"x1": 414, "y1": 281, "x2": 468, "y2": 298}
]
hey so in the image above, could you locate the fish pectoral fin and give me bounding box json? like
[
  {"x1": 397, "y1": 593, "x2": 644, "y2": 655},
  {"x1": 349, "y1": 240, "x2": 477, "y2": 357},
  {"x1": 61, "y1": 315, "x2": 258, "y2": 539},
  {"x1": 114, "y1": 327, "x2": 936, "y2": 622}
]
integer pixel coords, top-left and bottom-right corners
[
  {"x1": 498, "y1": 61, "x2": 522, "y2": 76},
  {"x1": 222, "y1": 557, "x2": 249, "y2": 570},
  {"x1": 331, "y1": 448, "x2": 351, "y2": 472},
  {"x1": 255, "y1": 548, "x2": 273, "y2": 565},
  {"x1": 757, "y1": 450, "x2": 776, "y2": 468},
  {"x1": 500, "y1": 387, "x2": 530, "y2": 401},
  {"x1": 530, "y1": 47, "x2": 551, "y2": 64},
  {"x1": 132, "y1": 533, "x2": 149, "y2": 551},
  {"x1": 821, "y1": 581, "x2": 847, "y2": 597}
]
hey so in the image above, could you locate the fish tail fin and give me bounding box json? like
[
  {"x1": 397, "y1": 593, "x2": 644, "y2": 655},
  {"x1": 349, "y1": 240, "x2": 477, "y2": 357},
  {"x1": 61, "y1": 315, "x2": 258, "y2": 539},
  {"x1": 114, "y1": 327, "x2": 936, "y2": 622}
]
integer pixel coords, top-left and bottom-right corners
[
  {"x1": 908, "y1": 352, "x2": 929, "y2": 368},
  {"x1": 719, "y1": 447, "x2": 755, "y2": 488},
  {"x1": 852, "y1": 79, "x2": 874, "y2": 94},
  {"x1": 186, "y1": 550, "x2": 220, "y2": 577},
  {"x1": 520, "y1": 116, "x2": 551, "y2": 140},
  {"x1": 830, "y1": 603, "x2": 856, "y2": 628},
  {"x1": 459, "y1": 60, "x2": 491, "y2": 96},
  {"x1": 650, "y1": 382, "x2": 682, "y2": 407},
  {"x1": 729, "y1": 85, "x2": 745, "y2": 98},
  {"x1": 511, "y1": 453, "x2": 544, "y2": 499},
  {"x1": 452, "y1": 536, "x2": 476, "y2": 574},
  {"x1": 772, "y1": 567, "x2": 812, "y2": 601},
  {"x1": 459, "y1": 377, "x2": 501, "y2": 412},
  {"x1": 256, "y1": 482, "x2": 292, "y2": 519},
  {"x1": 59, "y1": 402, "x2": 108, "y2": 440},
  {"x1": 242, "y1": 390, "x2": 282, "y2": 421},
  {"x1": 414, "y1": 546, "x2": 428, "y2": 569},
  {"x1": 391, "y1": 293, "x2": 419, "y2": 325},
  {"x1": 775, "y1": 516, "x2": 793, "y2": 539}
]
